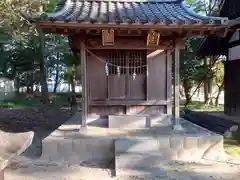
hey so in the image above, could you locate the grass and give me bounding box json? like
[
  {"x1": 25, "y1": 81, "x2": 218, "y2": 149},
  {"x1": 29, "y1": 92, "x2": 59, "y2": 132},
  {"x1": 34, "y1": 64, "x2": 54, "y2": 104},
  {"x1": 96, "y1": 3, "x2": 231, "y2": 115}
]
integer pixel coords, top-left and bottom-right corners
[
  {"x1": 0, "y1": 93, "x2": 69, "y2": 108},
  {"x1": 224, "y1": 139, "x2": 240, "y2": 157},
  {"x1": 224, "y1": 132, "x2": 240, "y2": 157},
  {"x1": 181, "y1": 100, "x2": 224, "y2": 112},
  {"x1": 0, "y1": 98, "x2": 41, "y2": 108}
]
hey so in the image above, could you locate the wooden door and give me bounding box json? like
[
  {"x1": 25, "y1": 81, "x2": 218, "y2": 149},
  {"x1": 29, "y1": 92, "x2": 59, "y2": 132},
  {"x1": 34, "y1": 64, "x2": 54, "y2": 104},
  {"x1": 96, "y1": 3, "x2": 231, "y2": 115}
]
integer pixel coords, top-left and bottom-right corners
[
  {"x1": 127, "y1": 51, "x2": 146, "y2": 100},
  {"x1": 107, "y1": 50, "x2": 146, "y2": 100},
  {"x1": 108, "y1": 51, "x2": 126, "y2": 100}
]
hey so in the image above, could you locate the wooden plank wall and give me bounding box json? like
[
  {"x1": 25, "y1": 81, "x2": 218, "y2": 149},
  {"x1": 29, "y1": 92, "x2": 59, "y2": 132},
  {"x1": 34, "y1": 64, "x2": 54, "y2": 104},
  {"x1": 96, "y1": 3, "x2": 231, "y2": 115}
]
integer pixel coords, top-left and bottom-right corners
[
  {"x1": 85, "y1": 38, "x2": 169, "y2": 117},
  {"x1": 225, "y1": 59, "x2": 240, "y2": 115},
  {"x1": 225, "y1": 32, "x2": 240, "y2": 115},
  {"x1": 87, "y1": 50, "x2": 107, "y2": 101},
  {"x1": 147, "y1": 50, "x2": 166, "y2": 101}
]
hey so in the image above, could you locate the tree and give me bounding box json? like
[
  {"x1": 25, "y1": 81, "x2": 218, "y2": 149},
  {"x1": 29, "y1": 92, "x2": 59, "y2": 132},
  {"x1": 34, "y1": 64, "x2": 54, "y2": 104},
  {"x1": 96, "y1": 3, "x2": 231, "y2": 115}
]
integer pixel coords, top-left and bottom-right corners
[
  {"x1": 213, "y1": 60, "x2": 224, "y2": 106},
  {"x1": 181, "y1": 0, "x2": 222, "y2": 105},
  {"x1": 0, "y1": 0, "x2": 61, "y2": 103},
  {"x1": 180, "y1": 36, "x2": 203, "y2": 104}
]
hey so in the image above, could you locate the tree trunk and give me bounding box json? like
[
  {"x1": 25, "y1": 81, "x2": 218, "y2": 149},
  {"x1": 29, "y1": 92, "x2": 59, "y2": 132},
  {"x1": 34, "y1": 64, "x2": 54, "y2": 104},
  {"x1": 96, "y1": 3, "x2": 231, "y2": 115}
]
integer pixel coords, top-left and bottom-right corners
[
  {"x1": 208, "y1": 78, "x2": 213, "y2": 104},
  {"x1": 179, "y1": 85, "x2": 185, "y2": 99},
  {"x1": 208, "y1": 56, "x2": 215, "y2": 105},
  {"x1": 183, "y1": 79, "x2": 193, "y2": 105},
  {"x1": 53, "y1": 63, "x2": 59, "y2": 93},
  {"x1": 215, "y1": 81, "x2": 224, "y2": 107},
  {"x1": 14, "y1": 74, "x2": 20, "y2": 96},
  {"x1": 204, "y1": 57, "x2": 209, "y2": 104},
  {"x1": 38, "y1": 27, "x2": 49, "y2": 104},
  {"x1": 69, "y1": 66, "x2": 77, "y2": 111}
]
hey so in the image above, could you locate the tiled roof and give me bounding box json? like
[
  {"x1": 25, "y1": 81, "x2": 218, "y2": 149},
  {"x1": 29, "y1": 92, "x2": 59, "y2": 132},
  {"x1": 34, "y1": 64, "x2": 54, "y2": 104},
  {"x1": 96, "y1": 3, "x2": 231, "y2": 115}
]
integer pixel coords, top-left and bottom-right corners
[{"x1": 29, "y1": 0, "x2": 229, "y2": 26}]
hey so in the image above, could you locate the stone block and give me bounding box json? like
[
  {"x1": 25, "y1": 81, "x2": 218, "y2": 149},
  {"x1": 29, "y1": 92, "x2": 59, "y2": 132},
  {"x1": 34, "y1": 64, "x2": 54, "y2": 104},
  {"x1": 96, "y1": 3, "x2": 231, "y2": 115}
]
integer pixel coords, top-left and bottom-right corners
[
  {"x1": 170, "y1": 136, "x2": 184, "y2": 149},
  {"x1": 72, "y1": 139, "x2": 86, "y2": 153},
  {"x1": 40, "y1": 139, "x2": 58, "y2": 161},
  {"x1": 158, "y1": 137, "x2": 170, "y2": 148},
  {"x1": 183, "y1": 136, "x2": 198, "y2": 149},
  {"x1": 177, "y1": 149, "x2": 194, "y2": 161},
  {"x1": 115, "y1": 153, "x2": 165, "y2": 176},
  {"x1": 57, "y1": 139, "x2": 73, "y2": 161},
  {"x1": 109, "y1": 115, "x2": 149, "y2": 129},
  {"x1": 159, "y1": 148, "x2": 178, "y2": 161},
  {"x1": 197, "y1": 137, "x2": 211, "y2": 150},
  {"x1": 115, "y1": 138, "x2": 160, "y2": 154},
  {"x1": 74, "y1": 138, "x2": 114, "y2": 161}
]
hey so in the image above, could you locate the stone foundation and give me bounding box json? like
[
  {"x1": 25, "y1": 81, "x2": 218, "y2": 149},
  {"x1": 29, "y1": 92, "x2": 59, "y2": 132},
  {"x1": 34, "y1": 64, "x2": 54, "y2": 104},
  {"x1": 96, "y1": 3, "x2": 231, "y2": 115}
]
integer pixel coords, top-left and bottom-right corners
[{"x1": 36, "y1": 117, "x2": 225, "y2": 176}]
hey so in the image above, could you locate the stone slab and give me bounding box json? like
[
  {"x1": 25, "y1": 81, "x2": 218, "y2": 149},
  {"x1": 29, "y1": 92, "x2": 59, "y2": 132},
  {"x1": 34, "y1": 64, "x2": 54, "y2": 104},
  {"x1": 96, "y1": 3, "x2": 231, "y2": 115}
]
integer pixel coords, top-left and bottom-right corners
[
  {"x1": 109, "y1": 115, "x2": 150, "y2": 129},
  {"x1": 115, "y1": 138, "x2": 160, "y2": 153},
  {"x1": 115, "y1": 153, "x2": 166, "y2": 176},
  {"x1": 40, "y1": 136, "x2": 114, "y2": 163}
]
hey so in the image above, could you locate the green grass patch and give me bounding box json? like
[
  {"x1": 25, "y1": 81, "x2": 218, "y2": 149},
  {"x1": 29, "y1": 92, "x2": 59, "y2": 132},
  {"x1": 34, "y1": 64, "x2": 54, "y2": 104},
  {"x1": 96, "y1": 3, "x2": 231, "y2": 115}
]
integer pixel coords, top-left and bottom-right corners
[
  {"x1": 0, "y1": 98, "x2": 41, "y2": 108},
  {"x1": 224, "y1": 137, "x2": 240, "y2": 157},
  {"x1": 181, "y1": 101, "x2": 224, "y2": 112},
  {"x1": 0, "y1": 93, "x2": 71, "y2": 108}
]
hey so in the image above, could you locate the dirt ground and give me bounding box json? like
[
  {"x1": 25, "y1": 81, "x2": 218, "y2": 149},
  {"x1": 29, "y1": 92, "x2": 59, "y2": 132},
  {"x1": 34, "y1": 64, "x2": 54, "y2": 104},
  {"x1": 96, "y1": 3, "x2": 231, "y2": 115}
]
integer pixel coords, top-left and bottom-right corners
[
  {"x1": 0, "y1": 105, "x2": 74, "y2": 137},
  {"x1": 4, "y1": 158, "x2": 240, "y2": 180}
]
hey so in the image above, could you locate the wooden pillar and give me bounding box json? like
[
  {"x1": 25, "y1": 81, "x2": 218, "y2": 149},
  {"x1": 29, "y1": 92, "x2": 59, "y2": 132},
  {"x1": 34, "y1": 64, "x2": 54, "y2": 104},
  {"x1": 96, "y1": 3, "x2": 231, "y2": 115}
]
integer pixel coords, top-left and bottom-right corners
[
  {"x1": 173, "y1": 44, "x2": 183, "y2": 131},
  {"x1": 0, "y1": 170, "x2": 4, "y2": 180},
  {"x1": 224, "y1": 55, "x2": 228, "y2": 115},
  {"x1": 166, "y1": 50, "x2": 172, "y2": 115},
  {"x1": 80, "y1": 43, "x2": 88, "y2": 127}
]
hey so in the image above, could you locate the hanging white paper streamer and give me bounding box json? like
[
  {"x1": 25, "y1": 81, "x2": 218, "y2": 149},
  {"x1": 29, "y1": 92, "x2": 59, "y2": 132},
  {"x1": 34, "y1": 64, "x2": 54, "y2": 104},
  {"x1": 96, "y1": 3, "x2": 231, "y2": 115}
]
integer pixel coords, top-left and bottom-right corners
[
  {"x1": 105, "y1": 63, "x2": 109, "y2": 76},
  {"x1": 117, "y1": 66, "x2": 121, "y2": 76},
  {"x1": 133, "y1": 68, "x2": 136, "y2": 80},
  {"x1": 146, "y1": 66, "x2": 149, "y2": 77}
]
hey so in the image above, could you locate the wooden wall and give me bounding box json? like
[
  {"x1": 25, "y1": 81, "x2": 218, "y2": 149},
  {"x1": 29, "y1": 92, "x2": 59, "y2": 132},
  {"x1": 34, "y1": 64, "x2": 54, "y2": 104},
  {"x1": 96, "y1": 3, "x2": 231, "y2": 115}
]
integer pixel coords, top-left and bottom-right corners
[
  {"x1": 225, "y1": 32, "x2": 240, "y2": 115},
  {"x1": 224, "y1": 59, "x2": 240, "y2": 115},
  {"x1": 147, "y1": 50, "x2": 167, "y2": 101},
  {"x1": 75, "y1": 35, "x2": 171, "y2": 117}
]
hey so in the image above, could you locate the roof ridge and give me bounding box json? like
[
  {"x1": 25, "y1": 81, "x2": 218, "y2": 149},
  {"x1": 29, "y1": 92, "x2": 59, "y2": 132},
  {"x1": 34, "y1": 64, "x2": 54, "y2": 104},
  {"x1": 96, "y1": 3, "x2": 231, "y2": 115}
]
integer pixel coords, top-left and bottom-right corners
[{"x1": 65, "y1": 0, "x2": 182, "y2": 2}]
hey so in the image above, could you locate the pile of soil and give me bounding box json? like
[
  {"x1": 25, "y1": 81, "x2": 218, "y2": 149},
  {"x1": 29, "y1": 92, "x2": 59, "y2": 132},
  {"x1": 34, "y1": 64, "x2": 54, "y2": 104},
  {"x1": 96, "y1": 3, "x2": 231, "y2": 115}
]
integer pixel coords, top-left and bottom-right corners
[{"x1": 0, "y1": 105, "x2": 74, "y2": 136}]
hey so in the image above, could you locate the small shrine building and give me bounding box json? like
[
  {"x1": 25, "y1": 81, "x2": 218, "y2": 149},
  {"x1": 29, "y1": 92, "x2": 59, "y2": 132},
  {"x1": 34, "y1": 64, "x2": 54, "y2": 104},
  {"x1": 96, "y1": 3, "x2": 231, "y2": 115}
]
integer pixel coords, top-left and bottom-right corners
[{"x1": 24, "y1": 0, "x2": 232, "y2": 129}]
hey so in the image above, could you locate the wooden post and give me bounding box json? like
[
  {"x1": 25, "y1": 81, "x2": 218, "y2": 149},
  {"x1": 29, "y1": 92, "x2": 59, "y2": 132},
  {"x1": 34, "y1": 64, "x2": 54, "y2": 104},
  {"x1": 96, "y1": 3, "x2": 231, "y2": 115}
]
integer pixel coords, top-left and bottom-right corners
[
  {"x1": 0, "y1": 170, "x2": 4, "y2": 180},
  {"x1": 166, "y1": 50, "x2": 172, "y2": 115},
  {"x1": 173, "y1": 44, "x2": 183, "y2": 131},
  {"x1": 80, "y1": 43, "x2": 87, "y2": 128}
]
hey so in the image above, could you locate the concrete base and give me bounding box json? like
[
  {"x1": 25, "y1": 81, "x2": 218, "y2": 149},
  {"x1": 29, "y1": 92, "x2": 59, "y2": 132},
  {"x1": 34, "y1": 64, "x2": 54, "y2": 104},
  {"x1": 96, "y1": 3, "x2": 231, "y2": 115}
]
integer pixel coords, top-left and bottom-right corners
[
  {"x1": 109, "y1": 115, "x2": 150, "y2": 129},
  {"x1": 36, "y1": 116, "x2": 226, "y2": 177},
  {"x1": 173, "y1": 124, "x2": 184, "y2": 132}
]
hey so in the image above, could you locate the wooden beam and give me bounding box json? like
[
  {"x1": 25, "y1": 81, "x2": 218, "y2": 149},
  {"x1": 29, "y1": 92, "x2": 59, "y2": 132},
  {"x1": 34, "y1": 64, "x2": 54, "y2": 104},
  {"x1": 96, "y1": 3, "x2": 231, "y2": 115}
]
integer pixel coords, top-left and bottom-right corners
[
  {"x1": 80, "y1": 43, "x2": 88, "y2": 128},
  {"x1": 90, "y1": 100, "x2": 169, "y2": 106}
]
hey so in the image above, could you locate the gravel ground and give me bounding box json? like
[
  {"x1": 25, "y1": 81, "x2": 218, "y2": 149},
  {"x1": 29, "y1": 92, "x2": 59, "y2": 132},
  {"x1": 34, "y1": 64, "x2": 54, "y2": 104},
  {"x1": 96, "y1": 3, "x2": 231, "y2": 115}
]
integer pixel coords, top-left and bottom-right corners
[{"x1": 4, "y1": 158, "x2": 240, "y2": 180}]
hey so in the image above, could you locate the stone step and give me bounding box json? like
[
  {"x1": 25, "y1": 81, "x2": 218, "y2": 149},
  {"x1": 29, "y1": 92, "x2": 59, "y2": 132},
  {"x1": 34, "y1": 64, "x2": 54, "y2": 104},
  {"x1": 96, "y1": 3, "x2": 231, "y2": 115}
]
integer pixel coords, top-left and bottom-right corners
[
  {"x1": 115, "y1": 138, "x2": 169, "y2": 176},
  {"x1": 115, "y1": 138, "x2": 160, "y2": 154},
  {"x1": 115, "y1": 152, "x2": 167, "y2": 176},
  {"x1": 109, "y1": 115, "x2": 150, "y2": 129},
  {"x1": 114, "y1": 135, "x2": 225, "y2": 176}
]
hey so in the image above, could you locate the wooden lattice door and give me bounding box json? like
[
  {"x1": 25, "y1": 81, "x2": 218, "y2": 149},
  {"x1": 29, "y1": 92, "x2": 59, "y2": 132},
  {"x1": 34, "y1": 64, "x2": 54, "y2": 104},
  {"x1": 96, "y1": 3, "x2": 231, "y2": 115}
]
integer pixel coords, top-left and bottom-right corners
[{"x1": 107, "y1": 50, "x2": 146, "y2": 100}]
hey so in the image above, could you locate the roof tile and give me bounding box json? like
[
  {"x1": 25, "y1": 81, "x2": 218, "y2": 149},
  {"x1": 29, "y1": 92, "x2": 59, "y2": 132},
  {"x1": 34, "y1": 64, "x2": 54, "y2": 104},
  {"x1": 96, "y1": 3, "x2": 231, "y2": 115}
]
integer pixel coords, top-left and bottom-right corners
[{"x1": 28, "y1": 0, "x2": 229, "y2": 26}]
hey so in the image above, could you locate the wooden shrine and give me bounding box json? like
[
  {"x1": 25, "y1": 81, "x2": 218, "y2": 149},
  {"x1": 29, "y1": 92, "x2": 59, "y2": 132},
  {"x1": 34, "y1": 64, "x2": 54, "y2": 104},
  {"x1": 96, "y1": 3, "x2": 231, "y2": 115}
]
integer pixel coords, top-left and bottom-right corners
[{"x1": 23, "y1": 0, "x2": 232, "y2": 127}]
